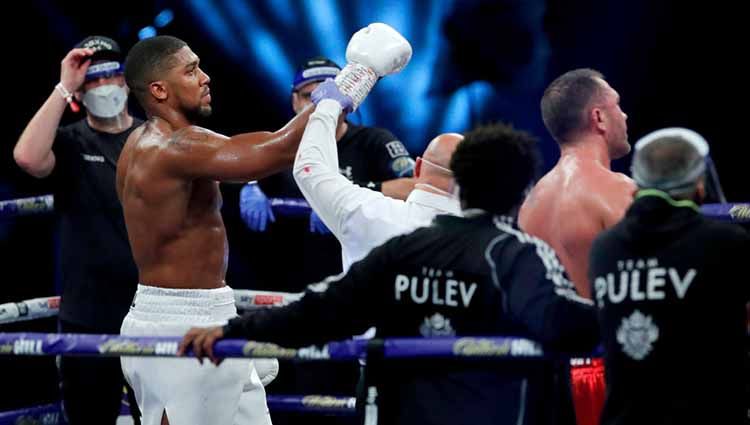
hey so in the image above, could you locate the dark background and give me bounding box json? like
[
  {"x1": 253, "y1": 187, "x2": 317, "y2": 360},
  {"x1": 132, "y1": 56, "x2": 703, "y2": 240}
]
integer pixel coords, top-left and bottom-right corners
[{"x1": 0, "y1": 0, "x2": 744, "y2": 410}]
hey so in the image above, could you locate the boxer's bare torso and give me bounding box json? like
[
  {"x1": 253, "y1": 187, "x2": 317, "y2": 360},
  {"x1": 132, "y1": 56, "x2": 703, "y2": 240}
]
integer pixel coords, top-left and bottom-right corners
[
  {"x1": 115, "y1": 44, "x2": 314, "y2": 290},
  {"x1": 116, "y1": 52, "x2": 312, "y2": 289},
  {"x1": 117, "y1": 114, "x2": 311, "y2": 289},
  {"x1": 520, "y1": 153, "x2": 635, "y2": 299},
  {"x1": 117, "y1": 121, "x2": 221, "y2": 288}
]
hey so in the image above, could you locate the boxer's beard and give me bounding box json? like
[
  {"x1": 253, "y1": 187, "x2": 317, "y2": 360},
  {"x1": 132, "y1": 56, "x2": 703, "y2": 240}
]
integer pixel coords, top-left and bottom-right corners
[
  {"x1": 185, "y1": 105, "x2": 212, "y2": 123},
  {"x1": 197, "y1": 104, "x2": 212, "y2": 118}
]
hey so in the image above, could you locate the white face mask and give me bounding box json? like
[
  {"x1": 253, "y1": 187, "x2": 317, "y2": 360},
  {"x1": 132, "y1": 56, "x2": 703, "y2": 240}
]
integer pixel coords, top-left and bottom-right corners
[
  {"x1": 82, "y1": 84, "x2": 127, "y2": 118},
  {"x1": 415, "y1": 157, "x2": 459, "y2": 199}
]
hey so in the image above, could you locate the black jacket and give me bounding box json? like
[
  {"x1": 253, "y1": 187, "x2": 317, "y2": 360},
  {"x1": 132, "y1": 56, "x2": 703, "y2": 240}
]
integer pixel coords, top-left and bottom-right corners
[
  {"x1": 589, "y1": 190, "x2": 750, "y2": 425},
  {"x1": 227, "y1": 212, "x2": 599, "y2": 425}
]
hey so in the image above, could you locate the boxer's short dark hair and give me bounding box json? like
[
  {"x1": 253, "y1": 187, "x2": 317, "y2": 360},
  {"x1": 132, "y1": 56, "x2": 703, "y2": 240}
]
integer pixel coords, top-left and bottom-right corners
[
  {"x1": 125, "y1": 35, "x2": 187, "y2": 104},
  {"x1": 541, "y1": 68, "x2": 605, "y2": 144}
]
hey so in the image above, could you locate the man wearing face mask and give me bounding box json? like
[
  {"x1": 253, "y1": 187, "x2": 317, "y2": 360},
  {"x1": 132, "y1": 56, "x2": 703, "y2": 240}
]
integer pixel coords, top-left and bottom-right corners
[{"x1": 13, "y1": 35, "x2": 142, "y2": 425}]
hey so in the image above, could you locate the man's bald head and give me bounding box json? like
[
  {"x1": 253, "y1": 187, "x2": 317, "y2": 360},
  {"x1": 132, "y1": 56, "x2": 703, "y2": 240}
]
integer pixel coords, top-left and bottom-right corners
[
  {"x1": 419, "y1": 133, "x2": 463, "y2": 177},
  {"x1": 412, "y1": 133, "x2": 463, "y2": 195}
]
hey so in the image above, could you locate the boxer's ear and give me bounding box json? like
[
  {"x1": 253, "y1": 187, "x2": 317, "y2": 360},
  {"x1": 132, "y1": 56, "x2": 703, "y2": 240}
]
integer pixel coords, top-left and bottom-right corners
[
  {"x1": 149, "y1": 80, "x2": 168, "y2": 101},
  {"x1": 592, "y1": 107, "x2": 606, "y2": 133}
]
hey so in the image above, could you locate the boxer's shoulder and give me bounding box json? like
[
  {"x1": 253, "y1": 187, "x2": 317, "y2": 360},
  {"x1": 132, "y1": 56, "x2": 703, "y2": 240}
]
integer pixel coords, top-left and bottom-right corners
[
  {"x1": 610, "y1": 173, "x2": 637, "y2": 206},
  {"x1": 121, "y1": 121, "x2": 148, "y2": 152},
  {"x1": 574, "y1": 164, "x2": 633, "y2": 192},
  {"x1": 126, "y1": 118, "x2": 174, "y2": 152},
  {"x1": 171, "y1": 125, "x2": 224, "y2": 145},
  {"x1": 160, "y1": 125, "x2": 227, "y2": 157}
]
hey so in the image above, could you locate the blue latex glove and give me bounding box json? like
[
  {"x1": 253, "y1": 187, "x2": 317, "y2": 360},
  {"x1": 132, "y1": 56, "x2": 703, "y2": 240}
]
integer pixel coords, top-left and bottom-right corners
[
  {"x1": 309, "y1": 210, "x2": 331, "y2": 235},
  {"x1": 240, "y1": 182, "x2": 275, "y2": 232},
  {"x1": 311, "y1": 79, "x2": 354, "y2": 112}
]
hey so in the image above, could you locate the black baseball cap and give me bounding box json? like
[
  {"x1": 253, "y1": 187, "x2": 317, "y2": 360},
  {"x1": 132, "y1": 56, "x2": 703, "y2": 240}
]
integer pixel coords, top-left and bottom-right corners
[
  {"x1": 75, "y1": 35, "x2": 122, "y2": 62},
  {"x1": 75, "y1": 36, "x2": 124, "y2": 81},
  {"x1": 291, "y1": 56, "x2": 341, "y2": 91}
]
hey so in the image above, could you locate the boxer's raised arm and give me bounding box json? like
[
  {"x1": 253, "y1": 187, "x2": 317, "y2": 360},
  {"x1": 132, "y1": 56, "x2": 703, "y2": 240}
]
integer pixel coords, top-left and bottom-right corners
[{"x1": 161, "y1": 105, "x2": 313, "y2": 182}]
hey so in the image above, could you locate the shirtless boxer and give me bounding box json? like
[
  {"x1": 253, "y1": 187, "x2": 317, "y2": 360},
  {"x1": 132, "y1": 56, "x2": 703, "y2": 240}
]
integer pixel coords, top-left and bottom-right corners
[
  {"x1": 116, "y1": 35, "x2": 311, "y2": 425},
  {"x1": 518, "y1": 68, "x2": 636, "y2": 425},
  {"x1": 117, "y1": 26, "x2": 410, "y2": 425},
  {"x1": 519, "y1": 68, "x2": 635, "y2": 300}
]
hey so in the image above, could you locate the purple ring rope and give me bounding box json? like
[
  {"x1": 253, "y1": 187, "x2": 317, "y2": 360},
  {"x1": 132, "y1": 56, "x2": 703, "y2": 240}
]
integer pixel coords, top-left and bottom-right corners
[
  {"x1": 4, "y1": 195, "x2": 747, "y2": 222},
  {"x1": 266, "y1": 394, "x2": 356, "y2": 415},
  {"x1": 0, "y1": 332, "x2": 363, "y2": 360},
  {"x1": 270, "y1": 197, "x2": 312, "y2": 217},
  {"x1": 0, "y1": 402, "x2": 62, "y2": 425},
  {"x1": 0, "y1": 333, "x2": 546, "y2": 360},
  {"x1": 0, "y1": 195, "x2": 311, "y2": 219},
  {"x1": 700, "y1": 202, "x2": 750, "y2": 222},
  {"x1": 0, "y1": 394, "x2": 357, "y2": 424}
]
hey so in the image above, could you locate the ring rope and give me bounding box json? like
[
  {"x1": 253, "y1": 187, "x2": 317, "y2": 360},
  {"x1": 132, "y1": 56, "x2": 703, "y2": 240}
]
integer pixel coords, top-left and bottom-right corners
[
  {"x1": 0, "y1": 290, "x2": 301, "y2": 325},
  {"x1": 0, "y1": 402, "x2": 61, "y2": 425},
  {"x1": 0, "y1": 296, "x2": 60, "y2": 324},
  {"x1": 0, "y1": 332, "x2": 547, "y2": 361},
  {"x1": 0, "y1": 195, "x2": 54, "y2": 217},
  {"x1": 2, "y1": 194, "x2": 747, "y2": 222},
  {"x1": 0, "y1": 195, "x2": 313, "y2": 219},
  {"x1": 0, "y1": 394, "x2": 358, "y2": 424}
]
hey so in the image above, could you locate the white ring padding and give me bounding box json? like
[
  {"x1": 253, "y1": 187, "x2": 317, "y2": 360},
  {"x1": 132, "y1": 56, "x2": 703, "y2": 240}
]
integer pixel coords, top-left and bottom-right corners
[{"x1": 0, "y1": 289, "x2": 304, "y2": 325}]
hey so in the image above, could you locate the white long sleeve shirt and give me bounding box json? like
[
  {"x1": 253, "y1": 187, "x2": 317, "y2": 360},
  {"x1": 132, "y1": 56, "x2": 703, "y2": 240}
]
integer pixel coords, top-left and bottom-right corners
[{"x1": 293, "y1": 99, "x2": 462, "y2": 271}]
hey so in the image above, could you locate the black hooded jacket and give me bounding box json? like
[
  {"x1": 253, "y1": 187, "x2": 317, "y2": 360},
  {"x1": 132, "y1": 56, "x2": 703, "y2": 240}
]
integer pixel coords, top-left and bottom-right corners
[
  {"x1": 589, "y1": 190, "x2": 749, "y2": 425},
  {"x1": 227, "y1": 213, "x2": 600, "y2": 425}
]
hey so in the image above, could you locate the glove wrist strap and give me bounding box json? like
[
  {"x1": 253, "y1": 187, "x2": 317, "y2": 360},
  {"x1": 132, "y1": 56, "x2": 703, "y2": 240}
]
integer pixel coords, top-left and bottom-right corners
[{"x1": 335, "y1": 63, "x2": 377, "y2": 111}]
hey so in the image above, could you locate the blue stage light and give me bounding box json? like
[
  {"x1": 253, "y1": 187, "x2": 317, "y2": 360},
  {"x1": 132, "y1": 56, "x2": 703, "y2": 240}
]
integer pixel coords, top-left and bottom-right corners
[
  {"x1": 138, "y1": 26, "x2": 157, "y2": 40},
  {"x1": 187, "y1": 0, "x2": 242, "y2": 61},
  {"x1": 184, "y1": 0, "x2": 519, "y2": 152},
  {"x1": 222, "y1": 0, "x2": 295, "y2": 96},
  {"x1": 265, "y1": 0, "x2": 297, "y2": 28},
  {"x1": 302, "y1": 0, "x2": 347, "y2": 66},
  {"x1": 154, "y1": 9, "x2": 174, "y2": 28}
]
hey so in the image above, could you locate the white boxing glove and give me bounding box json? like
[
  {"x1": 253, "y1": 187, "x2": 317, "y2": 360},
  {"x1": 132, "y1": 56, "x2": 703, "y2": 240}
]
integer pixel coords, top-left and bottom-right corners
[
  {"x1": 346, "y1": 22, "x2": 412, "y2": 76},
  {"x1": 335, "y1": 22, "x2": 412, "y2": 110},
  {"x1": 252, "y1": 358, "x2": 279, "y2": 387}
]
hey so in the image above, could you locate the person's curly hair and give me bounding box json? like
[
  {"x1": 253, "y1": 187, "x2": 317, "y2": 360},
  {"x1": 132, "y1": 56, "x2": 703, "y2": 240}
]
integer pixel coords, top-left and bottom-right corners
[{"x1": 450, "y1": 122, "x2": 540, "y2": 214}]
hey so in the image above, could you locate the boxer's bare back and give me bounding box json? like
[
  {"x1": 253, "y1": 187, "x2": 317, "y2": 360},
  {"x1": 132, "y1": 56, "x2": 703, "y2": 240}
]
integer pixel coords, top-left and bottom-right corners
[
  {"x1": 520, "y1": 74, "x2": 636, "y2": 299},
  {"x1": 520, "y1": 150, "x2": 635, "y2": 299},
  {"x1": 116, "y1": 45, "x2": 312, "y2": 290}
]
